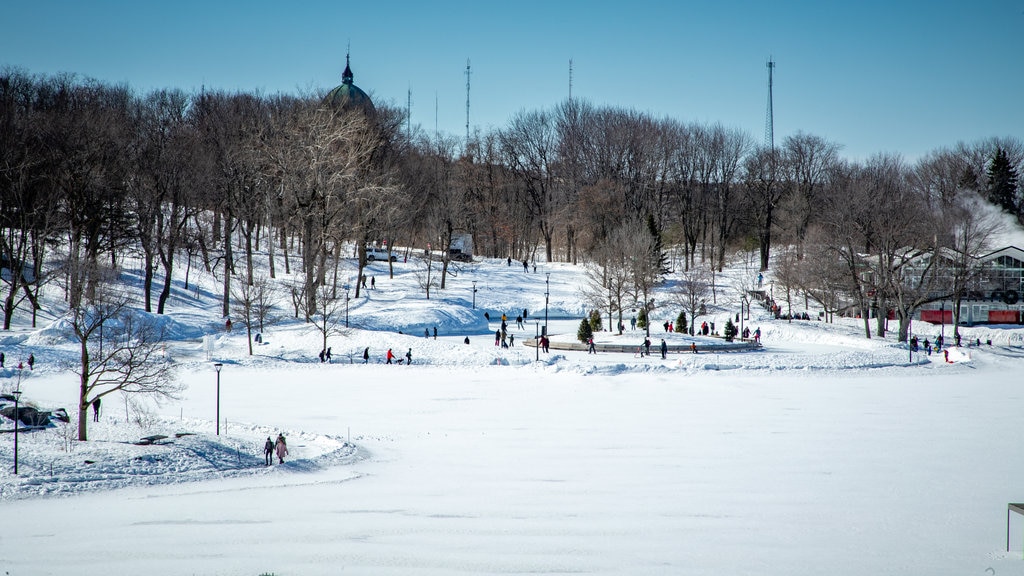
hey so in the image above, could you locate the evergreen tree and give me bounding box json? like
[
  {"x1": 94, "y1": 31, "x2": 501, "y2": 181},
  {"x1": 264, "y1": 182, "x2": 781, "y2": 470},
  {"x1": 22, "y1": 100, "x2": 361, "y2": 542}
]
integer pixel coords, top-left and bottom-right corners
[
  {"x1": 675, "y1": 310, "x2": 687, "y2": 334},
  {"x1": 646, "y1": 213, "x2": 671, "y2": 275},
  {"x1": 987, "y1": 147, "x2": 1020, "y2": 214},
  {"x1": 577, "y1": 318, "x2": 594, "y2": 343},
  {"x1": 723, "y1": 318, "x2": 738, "y2": 342},
  {"x1": 637, "y1": 308, "x2": 648, "y2": 330},
  {"x1": 589, "y1": 309, "x2": 603, "y2": 333}
]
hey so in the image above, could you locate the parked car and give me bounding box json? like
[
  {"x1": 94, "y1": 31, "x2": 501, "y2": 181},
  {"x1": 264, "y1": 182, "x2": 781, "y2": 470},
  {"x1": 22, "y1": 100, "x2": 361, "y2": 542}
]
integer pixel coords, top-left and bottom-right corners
[{"x1": 366, "y1": 247, "x2": 397, "y2": 262}]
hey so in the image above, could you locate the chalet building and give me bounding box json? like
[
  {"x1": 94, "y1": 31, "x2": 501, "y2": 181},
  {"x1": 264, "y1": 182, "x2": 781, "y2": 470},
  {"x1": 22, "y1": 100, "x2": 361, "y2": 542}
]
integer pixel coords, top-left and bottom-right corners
[{"x1": 920, "y1": 246, "x2": 1024, "y2": 325}]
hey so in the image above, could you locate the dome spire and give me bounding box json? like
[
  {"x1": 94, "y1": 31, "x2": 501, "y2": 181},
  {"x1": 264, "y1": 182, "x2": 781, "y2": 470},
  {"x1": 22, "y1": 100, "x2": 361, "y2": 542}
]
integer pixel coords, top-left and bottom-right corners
[{"x1": 342, "y1": 50, "x2": 353, "y2": 85}]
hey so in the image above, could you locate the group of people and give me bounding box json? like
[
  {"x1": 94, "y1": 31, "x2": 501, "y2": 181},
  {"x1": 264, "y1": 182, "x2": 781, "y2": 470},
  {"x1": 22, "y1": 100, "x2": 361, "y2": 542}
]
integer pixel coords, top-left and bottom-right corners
[
  {"x1": 263, "y1": 433, "x2": 289, "y2": 465},
  {"x1": 385, "y1": 347, "x2": 413, "y2": 365},
  {"x1": 0, "y1": 351, "x2": 34, "y2": 370},
  {"x1": 506, "y1": 257, "x2": 536, "y2": 273}
]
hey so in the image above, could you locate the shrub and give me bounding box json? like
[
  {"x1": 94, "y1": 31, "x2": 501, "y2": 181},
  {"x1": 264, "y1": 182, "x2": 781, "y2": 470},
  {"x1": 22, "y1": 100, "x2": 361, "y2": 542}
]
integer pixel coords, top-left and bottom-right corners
[
  {"x1": 577, "y1": 318, "x2": 594, "y2": 343},
  {"x1": 675, "y1": 310, "x2": 687, "y2": 333},
  {"x1": 724, "y1": 318, "x2": 738, "y2": 342}
]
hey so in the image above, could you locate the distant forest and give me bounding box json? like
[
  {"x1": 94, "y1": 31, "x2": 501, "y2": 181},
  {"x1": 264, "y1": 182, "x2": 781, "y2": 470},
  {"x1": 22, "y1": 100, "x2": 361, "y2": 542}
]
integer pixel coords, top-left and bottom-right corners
[{"x1": 1, "y1": 68, "x2": 1022, "y2": 340}]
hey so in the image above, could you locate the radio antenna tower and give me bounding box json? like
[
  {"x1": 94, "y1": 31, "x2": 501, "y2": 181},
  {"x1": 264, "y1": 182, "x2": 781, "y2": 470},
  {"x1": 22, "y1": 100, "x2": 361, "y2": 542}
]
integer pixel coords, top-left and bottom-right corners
[
  {"x1": 406, "y1": 84, "x2": 412, "y2": 142},
  {"x1": 569, "y1": 58, "x2": 573, "y2": 100},
  {"x1": 765, "y1": 57, "x2": 775, "y2": 151},
  {"x1": 465, "y1": 59, "x2": 471, "y2": 142}
]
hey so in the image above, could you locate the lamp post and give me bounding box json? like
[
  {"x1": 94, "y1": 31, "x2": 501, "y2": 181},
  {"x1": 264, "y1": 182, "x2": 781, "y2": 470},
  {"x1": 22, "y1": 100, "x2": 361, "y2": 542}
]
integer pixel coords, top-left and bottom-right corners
[
  {"x1": 214, "y1": 363, "x2": 223, "y2": 436},
  {"x1": 472, "y1": 280, "x2": 477, "y2": 310},
  {"x1": 608, "y1": 287, "x2": 613, "y2": 333},
  {"x1": 12, "y1": 388, "x2": 21, "y2": 475},
  {"x1": 344, "y1": 285, "x2": 350, "y2": 328},
  {"x1": 544, "y1": 273, "x2": 550, "y2": 337},
  {"x1": 535, "y1": 321, "x2": 540, "y2": 362},
  {"x1": 940, "y1": 301, "x2": 945, "y2": 343}
]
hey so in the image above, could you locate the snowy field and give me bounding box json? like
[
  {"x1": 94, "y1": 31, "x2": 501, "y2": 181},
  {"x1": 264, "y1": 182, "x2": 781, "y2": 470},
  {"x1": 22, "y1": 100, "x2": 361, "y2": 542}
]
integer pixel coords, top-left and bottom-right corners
[{"x1": 3, "y1": 253, "x2": 1024, "y2": 575}]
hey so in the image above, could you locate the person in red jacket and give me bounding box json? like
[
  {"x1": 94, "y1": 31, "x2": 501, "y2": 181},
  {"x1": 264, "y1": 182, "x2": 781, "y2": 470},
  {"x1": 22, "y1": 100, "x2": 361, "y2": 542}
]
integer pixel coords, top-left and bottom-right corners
[{"x1": 386, "y1": 348, "x2": 394, "y2": 364}]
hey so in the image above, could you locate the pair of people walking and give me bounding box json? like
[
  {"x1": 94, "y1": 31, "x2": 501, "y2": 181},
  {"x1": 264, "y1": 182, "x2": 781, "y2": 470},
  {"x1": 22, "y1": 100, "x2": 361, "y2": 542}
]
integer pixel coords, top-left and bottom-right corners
[{"x1": 264, "y1": 433, "x2": 288, "y2": 465}]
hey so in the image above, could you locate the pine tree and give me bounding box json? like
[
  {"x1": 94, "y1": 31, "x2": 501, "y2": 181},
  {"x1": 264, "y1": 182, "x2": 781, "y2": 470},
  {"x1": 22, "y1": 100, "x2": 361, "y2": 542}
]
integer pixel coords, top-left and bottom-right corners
[
  {"x1": 646, "y1": 213, "x2": 671, "y2": 275},
  {"x1": 577, "y1": 318, "x2": 593, "y2": 343},
  {"x1": 987, "y1": 147, "x2": 1020, "y2": 214},
  {"x1": 724, "y1": 318, "x2": 738, "y2": 342},
  {"x1": 637, "y1": 308, "x2": 648, "y2": 330},
  {"x1": 588, "y1": 309, "x2": 603, "y2": 333},
  {"x1": 675, "y1": 310, "x2": 687, "y2": 334}
]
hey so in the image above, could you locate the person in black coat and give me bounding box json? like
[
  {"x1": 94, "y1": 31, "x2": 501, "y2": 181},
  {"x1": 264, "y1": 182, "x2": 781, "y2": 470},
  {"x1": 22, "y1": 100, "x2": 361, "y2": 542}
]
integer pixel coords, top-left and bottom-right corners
[{"x1": 264, "y1": 437, "x2": 274, "y2": 466}]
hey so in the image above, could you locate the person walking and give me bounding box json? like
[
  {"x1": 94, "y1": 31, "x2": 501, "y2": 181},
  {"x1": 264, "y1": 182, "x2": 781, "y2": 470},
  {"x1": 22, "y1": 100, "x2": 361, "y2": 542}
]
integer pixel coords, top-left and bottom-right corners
[
  {"x1": 405, "y1": 348, "x2": 413, "y2": 365},
  {"x1": 660, "y1": 339, "x2": 667, "y2": 359},
  {"x1": 0, "y1": 351, "x2": 4, "y2": 367},
  {"x1": 495, "y1": 330, "x2": 501, "y2": 346},
  {"x1": 588, "y1": 337, "x2": 596, "y2": 354},
  {"x1": 386, "y1": 348, "x2": 394, "y2": 364},
  {"x1": 425, "y1": 328, "x2": 430, "y2": 338},
  {"x1": 275, "y1": 434, "x2": 288, "y2": 464},
  {"x1": 644, "y1": 337, "x2": 651, "y2": 357},
  {"x1": 630, "y1": 316, "x2": 636, "y2": 331},
  {"x1": 523, "y1": 260, "x2": 529, "y2": 272},
  {"x1": 263, "y1": 437, "x2": 274, "y2": 466},
  {"x1": 371, "y1": 276, "x2": 376, "y2": 289},
  {"x1": 319, "y1": 348, "x2": 326, "y2": 363},
  {"x1": 325, "y1": 347, "x2": 332, "y2": 362},
  {"x1": 27, "y1": 353, "x2": 34, "y2": 370},
  {"x1": 363, "y1": 347, "x2": 370, "y2": 363},
  {"x1": 691, "y1": 342, "x2": 698, "y2": 354},
  {"x1": 92, "y1": 397, "x2": 101, "y2": 422},
  {"x1": 509, "y1": 333, "x2": 515, "y2": 347},
  {"x1": 433, "y1": 326, "x2": 438, "y2": 340}
]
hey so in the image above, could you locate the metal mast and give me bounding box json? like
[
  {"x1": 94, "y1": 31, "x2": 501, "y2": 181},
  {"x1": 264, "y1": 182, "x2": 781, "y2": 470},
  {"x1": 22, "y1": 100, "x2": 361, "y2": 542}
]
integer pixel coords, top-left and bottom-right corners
[
  {"x1": 569, "y1": 58, "x2": 573, "y2": 100},
  {"x1": 407, "y1": 85, "x2": 412, "y2": 142},
  {"x1": 465, "y1": 59, "x2": 471, "y2": 142},
  {"x1": 765, "y1": 57, "x2": 775, "y2": 151}
]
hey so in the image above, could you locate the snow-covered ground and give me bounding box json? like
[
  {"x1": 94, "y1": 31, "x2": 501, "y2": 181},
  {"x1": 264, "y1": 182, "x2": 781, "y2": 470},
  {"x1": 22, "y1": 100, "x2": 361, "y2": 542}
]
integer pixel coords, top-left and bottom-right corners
[{"x1": 2, "y1": 252, "x2": 1024, "y2": 575}]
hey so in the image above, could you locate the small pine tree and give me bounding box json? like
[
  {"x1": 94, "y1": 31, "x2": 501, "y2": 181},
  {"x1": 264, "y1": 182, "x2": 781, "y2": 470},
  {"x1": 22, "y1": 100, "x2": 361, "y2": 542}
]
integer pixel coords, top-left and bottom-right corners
[
  {"x1": 637, "y1": 308, "x2": 648, "y2": 330},
  {"x1": 589, "y1": 309, "x2": 603, "y2": 333},
  {"x1": 675, "y1": 310, "x2": 687, "y2": 334},
  {"x1": 987, "y1": 147, "x2": 1019, "y2": 214},
  {"x1": 723, "y1": 318, "x2": 737, "y2": 342},
  {"x1": 577, "y1": 318, "x2": 593, "y2": 343}
]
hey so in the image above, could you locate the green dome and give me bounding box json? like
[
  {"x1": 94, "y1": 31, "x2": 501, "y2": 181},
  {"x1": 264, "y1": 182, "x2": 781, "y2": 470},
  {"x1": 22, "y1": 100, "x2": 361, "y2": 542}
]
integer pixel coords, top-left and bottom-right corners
[{"x1": 324, "y1": 55, "x2": 375, "y2": 114}]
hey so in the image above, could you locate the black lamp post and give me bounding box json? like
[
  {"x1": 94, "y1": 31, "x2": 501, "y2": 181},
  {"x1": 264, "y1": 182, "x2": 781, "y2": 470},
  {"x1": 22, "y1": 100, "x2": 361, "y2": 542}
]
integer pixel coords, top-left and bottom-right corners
[
  {"x1": 344, "y1": 285, "x2": 350, "y2": 328},
  {"x1": 472, "y1": 280, "x2": 478, "y2": 310},
  {"x1": 544, "y1": 273, "x2": 550, "y2": 337},
  {"x1": 940, "y1": 301, "x2": 945, "y2": 343},
  {"x1": 535, "y1": 321, "x2": 540, "y2": 361},
  {"x1": 214, "y1": 363, "x2": 223, "y2": 435},
  {"x1": 12, "y1": 388, "x2": 21, "y2": 475}
]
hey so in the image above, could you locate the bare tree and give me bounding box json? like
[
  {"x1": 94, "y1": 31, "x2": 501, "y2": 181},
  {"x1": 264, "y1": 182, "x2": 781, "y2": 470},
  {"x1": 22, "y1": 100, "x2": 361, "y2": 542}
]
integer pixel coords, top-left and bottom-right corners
[
  {"x1": 231, "y1": 275, "x2": 278, "y2": 355},
  {"x1": 674, "y1": 264, "x2": 712, "y2": 336},
  {"x1": 65, "y1": 286, "x2": 180, "y2": 441}
]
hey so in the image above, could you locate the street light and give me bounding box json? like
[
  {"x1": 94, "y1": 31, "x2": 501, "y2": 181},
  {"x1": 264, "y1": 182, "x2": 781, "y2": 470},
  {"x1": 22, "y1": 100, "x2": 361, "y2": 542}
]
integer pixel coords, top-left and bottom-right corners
[
  {"x1": 544, "y1": 273, "x2": 550, "y2": 337},
  {"x1": 940, "y1": 301, "x2": 946, "y2": 343},
  {"x1": 12, "y1": 388, "x2": 21, "y2": 475},
  {"x1": 472, "y1": 280, "x2": 478, "y2": 310},
  {"x1": 535, "y1": 321, "x2": 540, "y2": 362},
  {"x1": 214, "y1": 363, "x2": 223, "y2": 436},
  {"x1": 344, "y1": 285, "x2": 350, "y2": 328}
]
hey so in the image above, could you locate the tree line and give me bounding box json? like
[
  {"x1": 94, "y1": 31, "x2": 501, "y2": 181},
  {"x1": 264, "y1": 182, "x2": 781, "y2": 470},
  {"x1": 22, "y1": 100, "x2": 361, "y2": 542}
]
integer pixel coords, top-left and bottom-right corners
[
  {"x1": 1, "y1": 67, "x2": 1022, "y2": 438},
  {"x1": 2, "y1": 67, "x2": 1022, "y2": 326}
]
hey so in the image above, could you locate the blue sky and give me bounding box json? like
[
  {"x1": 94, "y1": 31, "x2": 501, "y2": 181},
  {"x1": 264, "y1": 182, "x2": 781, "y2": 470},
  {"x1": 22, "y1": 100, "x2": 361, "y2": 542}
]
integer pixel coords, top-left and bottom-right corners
[{"x1": 3, "y1": 0, "x2": 1022, "y2": 161}]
